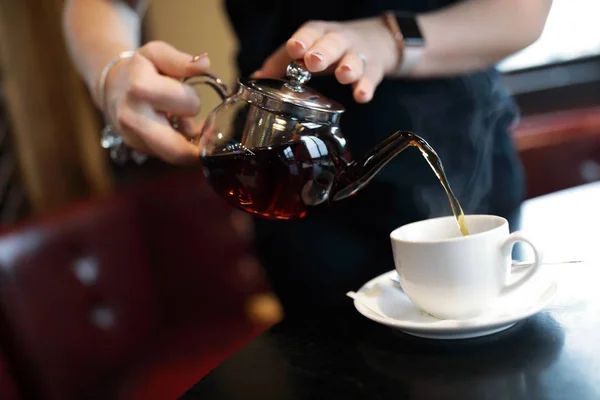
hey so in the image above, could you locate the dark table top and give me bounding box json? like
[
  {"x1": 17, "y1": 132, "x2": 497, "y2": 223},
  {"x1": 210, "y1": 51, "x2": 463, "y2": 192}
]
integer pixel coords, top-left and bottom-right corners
[{"x1": 181, "y1": 182, "x2": 600, "y2": 400}]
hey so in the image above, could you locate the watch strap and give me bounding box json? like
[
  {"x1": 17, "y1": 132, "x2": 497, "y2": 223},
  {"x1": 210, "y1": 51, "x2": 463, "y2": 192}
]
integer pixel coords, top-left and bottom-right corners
[{"x1": 381, "y1": 11, "x2": 424, "y2": 75}]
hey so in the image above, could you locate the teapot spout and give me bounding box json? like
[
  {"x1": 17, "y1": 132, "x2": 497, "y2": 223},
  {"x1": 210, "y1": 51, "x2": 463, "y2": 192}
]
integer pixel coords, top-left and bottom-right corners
[{"x1": 332, "y1": 131, "x2": 415, "y2": 201}]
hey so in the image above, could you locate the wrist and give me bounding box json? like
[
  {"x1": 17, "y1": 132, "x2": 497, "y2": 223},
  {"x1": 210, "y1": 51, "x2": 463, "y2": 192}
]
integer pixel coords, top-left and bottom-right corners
[
  {"x1": 94, "y1": 50, "x2": 135, "y2": 112},
  {"x1": 101, "y1": 59, "x2": 130, "y2": 115},
  {"x1": 374, "y1": 16, "x2": 402, "y2": 76}
]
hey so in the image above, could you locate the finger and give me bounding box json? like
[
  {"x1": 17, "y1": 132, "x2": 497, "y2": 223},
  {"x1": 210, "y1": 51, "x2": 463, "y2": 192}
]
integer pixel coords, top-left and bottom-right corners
[
  {"x1": 139, "y1": 41, "x2": 210, "y2": 78},
  {"x1": 252, "y1": 44, "x2": 291, "y2": 79},
  {"x1": 114, "y1": 118, "x2": 155, "y2": 157},
  {"x1": 197, "y1": 122, "x2": 218, "y2": 155},
  {"x1": 111, "y1": 100, "x2": 154, "y2": 155},
  {"x1": 128, "y1": 72, "x2": 200, "y2": 116},
  {"x1": 334, "y1": 51, "x2": 365, "y2": 85},
  {"x1": 118, "y1": 102, "x2": 200, "y2": 165},
  {"x1": 174, "y1": 117, "x2": 205, "y2": 138},
  {"x1": 303, "y1": 31, "x2": 349, "y2": 72},
  {"x1": 286, "y1": 21, "x2": 329, "y2": 59},
  {"x1": 352, "y1": 62, "x2": 384, "y2": 103},
  {"x1": 120, "y1": 131, "x2": 154, "y2": 155}
]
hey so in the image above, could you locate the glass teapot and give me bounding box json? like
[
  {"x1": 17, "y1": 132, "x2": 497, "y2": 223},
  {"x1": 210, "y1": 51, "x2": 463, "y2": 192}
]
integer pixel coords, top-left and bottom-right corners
[{"x1": 173, "y1": 60, "x2": 419, "y2": 220}]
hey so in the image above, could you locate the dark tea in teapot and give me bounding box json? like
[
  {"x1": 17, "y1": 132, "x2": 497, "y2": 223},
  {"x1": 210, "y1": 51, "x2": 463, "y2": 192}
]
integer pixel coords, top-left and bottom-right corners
[{"x1": 202, "y1": 141, "x2": 339, "y2": 220}]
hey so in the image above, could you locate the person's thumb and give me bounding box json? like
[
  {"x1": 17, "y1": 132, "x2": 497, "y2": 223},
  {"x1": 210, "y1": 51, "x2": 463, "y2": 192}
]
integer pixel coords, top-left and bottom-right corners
[{"x1": 139, "y1": 41, "x2": 210, "y2": 78}]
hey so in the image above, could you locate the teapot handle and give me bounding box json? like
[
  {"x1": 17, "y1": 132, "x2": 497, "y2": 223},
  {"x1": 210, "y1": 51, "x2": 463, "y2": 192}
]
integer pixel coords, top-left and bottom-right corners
[{"x1": 168, "y1": 73, "x2": 231, "y2": 133}]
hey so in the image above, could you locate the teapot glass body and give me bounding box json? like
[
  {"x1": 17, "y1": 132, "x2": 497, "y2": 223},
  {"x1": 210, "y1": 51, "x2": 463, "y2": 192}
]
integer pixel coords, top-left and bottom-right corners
[
  {"x1": 199, "y1": 86, "x2": 351, "y2": 219},
  {"x1": 175, "y1": 61, "x2": 419, "y2": 220}
]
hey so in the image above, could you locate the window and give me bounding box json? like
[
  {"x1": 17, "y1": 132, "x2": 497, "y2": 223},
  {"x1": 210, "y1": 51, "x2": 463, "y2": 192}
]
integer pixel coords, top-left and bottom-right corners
[{"x1": 499, "y1": 0, "x2": 600, "y2": 72}]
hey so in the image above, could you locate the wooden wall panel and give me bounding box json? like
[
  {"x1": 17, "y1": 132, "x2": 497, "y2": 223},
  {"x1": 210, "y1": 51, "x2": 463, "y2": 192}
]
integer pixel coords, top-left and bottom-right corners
[{"x1": 514, "y1": 107, "x2": 600, "y2": 198}]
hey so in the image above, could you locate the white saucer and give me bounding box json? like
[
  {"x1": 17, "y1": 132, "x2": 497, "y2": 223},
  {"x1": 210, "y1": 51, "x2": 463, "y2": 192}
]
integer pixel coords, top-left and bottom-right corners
[{"x1": 350, "y1": 266, "x2": 557, "y2": 340}]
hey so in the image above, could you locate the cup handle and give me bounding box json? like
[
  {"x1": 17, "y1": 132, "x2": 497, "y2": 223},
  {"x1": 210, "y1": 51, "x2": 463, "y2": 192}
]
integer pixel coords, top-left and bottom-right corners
[{"x1": 500, "y1": 231, "x2": 543, "y2": 295}]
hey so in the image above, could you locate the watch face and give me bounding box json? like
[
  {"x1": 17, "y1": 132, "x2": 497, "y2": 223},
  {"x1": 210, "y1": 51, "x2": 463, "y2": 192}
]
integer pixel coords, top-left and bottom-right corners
[{"x1": 396, "y1": 15, "x2": 425, "y2": 47}]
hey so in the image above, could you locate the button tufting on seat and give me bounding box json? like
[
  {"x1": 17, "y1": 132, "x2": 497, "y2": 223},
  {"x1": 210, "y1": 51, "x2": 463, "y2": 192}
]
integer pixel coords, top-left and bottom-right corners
[
  {"x1": 90, "y1": 305, "x2": 116, "y2": 330},
  {"x1": 72, "y1": 256, "x2": 99, "y2": 286}
]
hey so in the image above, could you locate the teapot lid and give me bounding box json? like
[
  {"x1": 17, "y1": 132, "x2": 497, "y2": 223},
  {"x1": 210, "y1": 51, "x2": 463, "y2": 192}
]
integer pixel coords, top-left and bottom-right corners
[{"x1": 238, "y1": 60, "x2": 344, "y2": 124}]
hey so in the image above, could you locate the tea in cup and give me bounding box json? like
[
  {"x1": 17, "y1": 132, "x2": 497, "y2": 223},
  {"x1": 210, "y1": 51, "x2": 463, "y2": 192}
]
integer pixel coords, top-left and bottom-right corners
[{"x1": 390, "y1": 215, "x2": 543, "y2": 320}]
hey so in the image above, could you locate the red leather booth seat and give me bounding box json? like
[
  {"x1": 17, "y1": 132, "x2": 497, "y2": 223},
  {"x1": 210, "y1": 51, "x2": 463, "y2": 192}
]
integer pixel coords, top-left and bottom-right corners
[
  {"x1": 0, "y1": 351, "x2": 19, "y2": 400},
  {"x1": 0, "y1": 170, "x2": 274, "y2": 400}
]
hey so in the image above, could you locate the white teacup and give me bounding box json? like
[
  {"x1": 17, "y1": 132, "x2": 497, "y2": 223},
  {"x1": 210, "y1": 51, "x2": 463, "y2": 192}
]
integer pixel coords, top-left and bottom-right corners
[{"x1": 390, "y1": 215, "x2": 543, "y2": 320}]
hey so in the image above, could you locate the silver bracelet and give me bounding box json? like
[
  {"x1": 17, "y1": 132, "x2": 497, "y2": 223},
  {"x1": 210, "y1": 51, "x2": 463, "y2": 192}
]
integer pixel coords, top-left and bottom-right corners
[
  {"x1": 97, "y1": 50, "x2": 147, "y2": 165},
  {"x1": 100, "y1": 124, "x2": 147, "y2": 165},
  {"x1": 97, "y1": 50, "x2": 135, "y2": 111}
]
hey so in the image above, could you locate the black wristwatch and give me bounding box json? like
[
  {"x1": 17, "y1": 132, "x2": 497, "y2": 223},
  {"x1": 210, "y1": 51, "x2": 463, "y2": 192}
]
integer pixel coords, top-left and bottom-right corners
[{"x1": 382, "y1": 11, "x2": 425, "y2": 74}]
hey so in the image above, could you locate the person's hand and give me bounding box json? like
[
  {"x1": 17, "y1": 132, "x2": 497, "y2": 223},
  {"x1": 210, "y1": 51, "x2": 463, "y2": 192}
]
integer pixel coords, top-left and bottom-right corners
[
  {"x1": 252, "y1": 17, "x2": 398, "y2": 103},
  {"x1": 102, "y1": 41, "x2": 210, "y2": 165}
]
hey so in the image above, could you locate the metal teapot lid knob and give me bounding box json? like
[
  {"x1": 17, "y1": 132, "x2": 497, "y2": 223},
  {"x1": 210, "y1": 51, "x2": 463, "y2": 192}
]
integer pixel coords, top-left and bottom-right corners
[
  {"x1": 237, "y1": 59, "x2": 344, "y2": 122},
  {"x1": 285, "y1": 60, "x2": 311, "y2": 91}
]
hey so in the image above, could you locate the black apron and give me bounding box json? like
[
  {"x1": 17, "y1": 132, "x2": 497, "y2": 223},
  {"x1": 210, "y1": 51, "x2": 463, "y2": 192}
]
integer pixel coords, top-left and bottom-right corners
[{"x1": 224, "y1": 0, "x2": 526, "y2": 313}]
